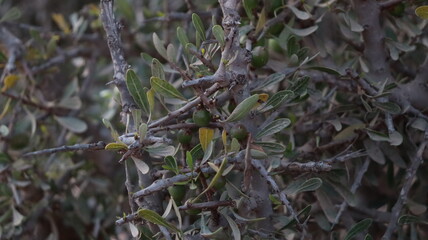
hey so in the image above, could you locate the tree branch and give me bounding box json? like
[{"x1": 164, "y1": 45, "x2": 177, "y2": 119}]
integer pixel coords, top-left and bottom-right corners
[
  {"x1": 100, "y1": 0, "x2": 137, "y2": 114},
  {"x1": 22, "y1": 141, "x2": 106, "y2": 158},
  {"x1": 381, "y1": 140, "x2": 427, "y2": 240}
]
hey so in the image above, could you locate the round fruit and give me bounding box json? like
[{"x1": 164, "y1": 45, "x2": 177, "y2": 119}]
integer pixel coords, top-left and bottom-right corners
[
  {"x1": 193, "y1": 109, "x2": 211, "y2": 127},
  {"x1": 230, "y1": 125, "x2": 249, "y2": 141},
  {"x1": 168, "y1": 185, "x2": 186, "y2": 203},
  {"x1": 177, "y1": 129, "x2": 192, "y2": 145},
  {"x1": 251, "y1": 46, "x2": 269, "y2": 68}
]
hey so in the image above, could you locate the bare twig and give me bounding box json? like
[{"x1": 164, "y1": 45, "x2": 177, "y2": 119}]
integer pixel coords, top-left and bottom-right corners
[
  {"x1": 124, "y1": 161, "x2": 138, "y2": 212},
  {"x1": 179, "y1": 200, "x2": 234, "y2": 210},
  {"x1": 187, "y1": 47, "x2": 217, "y2": 72},
  {"x1": 381, "y1": 141, "x2": 427, "y2": 240},
  {"x1": 100, "y1": 0, "x2": 136, "y2": 114},
  {"x1": 22, "y1": 141, "x2": 106, "y2": 158}
]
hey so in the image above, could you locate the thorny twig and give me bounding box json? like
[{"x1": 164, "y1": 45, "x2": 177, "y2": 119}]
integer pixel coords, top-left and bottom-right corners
[{"x1": 22, "y1": 141, "x2": 106, "y2": 158}]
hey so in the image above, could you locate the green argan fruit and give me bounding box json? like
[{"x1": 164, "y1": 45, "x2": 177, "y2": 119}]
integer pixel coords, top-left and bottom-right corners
[
  {"x1": 168, "y1": 185, "x2": 186, "y2": 203},
  {"x1": 193, "y1": 109, "x2": 211, "y2": 127},
  {"x1": 177, "y1": 129, "x2": 192, "y2": 145},
  {"x1": 230, "y1": 125, "x2": 249, "y2": 141},
  {"x1": 251, "y1": 46, "x2": 269, "y2": 68}
]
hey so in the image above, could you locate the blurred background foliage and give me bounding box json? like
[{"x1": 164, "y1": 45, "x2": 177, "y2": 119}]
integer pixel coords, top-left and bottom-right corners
[{"x1": 1, "y1": 0, "x2": 428, "y2": 239}]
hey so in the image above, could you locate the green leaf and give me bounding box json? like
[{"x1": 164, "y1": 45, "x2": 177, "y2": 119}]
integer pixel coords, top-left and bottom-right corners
[
  {"x1": 295, "y1": 178, "x2": 323, "y2": 194},
  {"x1": 307, "y1": 66, "x2": 341, "y2": 76},
  {"x1": 224, "y1": 94, "x2": 259, "y2": 122},
  {"x1": 363, "y1": 139, "x2": 385, "y2": 164},
  {"x1": 0, "y1": 7, "x2": 21, "y2": 23},
  {"x1": 186, "y1": 151, "x2": 194, "y2": 170},
  {"x1": 366, "y1": 128, "x2": 390, "y2": 142},
  {"x1": 286, "y1": 25, "x2": 318, "y2": 37},
  {"x1": 139, "y1": 123, "x2": 147, "y2": 139},
  {"x1": 261, "y1": 90, "x2": 294, "y2": 112},
  {"x1": 137, "y1": 208, "x2": 181, "y2": 233},
  {"x1": 152, "y1": 33, "x2": 167, "y2": 59},
  {"x1": 254, "y1": 73, "x2": 287, "y2": 91},
  {"x1": 389, "y1": 131, "x2": 403, "y2": 146},
  {"x1": 199, "y1": 127, "x2": 214, "y2": 152},
  {"x1": 212, "y1": 25, "x2": 225, "y2": 47},
  {"x1": 192, "y1": 13, "x2": 206, "y2": 41},
  {"x1": 287, "y1": 35, "x2": 299, "y2": 57},
  {"x1": 344, "y1": 218, "x2": 372, "y2": 240},
  {"x1": 177, "y1": 27, "x2": 189, "y2": 47},
  {"x1": 333, "y1": 123, "x2": 365, "y2": 141},
  {"x1": 55, "y1": 116, "x2": 87, "y2": 133},
  {"x1": 166, "y1": 43, "x2": 176, "y2": 63},
  {"x1": 254, "y1": 141, "x2": 286, "y2": 154},
  {"x1": 57, "y1": 96, "x2": 82, "y2": 110},
  {"x1": 255, "y1": 118, "x2": 291, "y2": 139},
  {"x1": 190, "y1": 144, "x2": 204, "y2": 161},
  {"x1": 164, "y1": 156, "x2": 178, "y2": 174},
  {"x1": 105, "y1": 142, "x2": 127, "y2": 150},
  {"x1": 150, "y1": 77, "x2": 186, "y2": 100},
  {"x1": 415, "y1": 6, "x2": 428, "y2": 19},
  {"x1": 223, "y1": 214, "x2": 241, "y2": 240},
  {"x1": 372, "y1": 101, "x2": 401, "y2": 114},
  {"x1": 398, "y1": 215, "x2": 428, "y2": 225},
  {"x1": 364, "y1": 234, "x2": 373, "y2": 240},
  {"x1": 126, "y1": 69, "x2": 150, "y2": 114},
  {"x1": 316, "y1": 189, "x2": 337, "y2": 223},
  {"x1": 291, "y1": 76, "x2": 310, "y2": 97},
  {"x1": 151, "y1": 58, "x2": 165, "y2": 80},
  {"x1": 288, "y1": 5, "x2": 311, "y2": 20}
]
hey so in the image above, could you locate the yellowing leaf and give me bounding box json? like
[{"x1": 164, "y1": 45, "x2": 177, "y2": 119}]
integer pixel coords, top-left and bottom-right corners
[
  {"x1": 258, "y1": 93, "x2": 269, "y2": 103},
  {"x1": 221, "y1": 129, "x2": 227, "y2": 151},
  {"x1": 105, "y1": 142, "x2": 128, "y2": 150},
  {"x1": 1, "y1": 74, "x2": 19, "y2": 92},
  {"x1": 199, "y1": 127, "x2": 214, "y2": 151},
  {"x1": 415, "y1": 6, "x2": 428, "y2": 19},
  {"x1": 52, "y1": 13, "x2": 71, "y2": 34}
]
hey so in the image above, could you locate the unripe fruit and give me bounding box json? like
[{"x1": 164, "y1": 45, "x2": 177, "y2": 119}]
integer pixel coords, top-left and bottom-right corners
[
  {"x1": 251, "y1": 46, "x2": 269, "y2": 68},
  {"x1": 193, "y1": 109, "x2": 211, "y2": 127},
  {"x1": 230, "y1": 125, "x2": 249, "y2": 141},
  {"x1": 177, "y1": 129, "x2": 192, "y2": 145},
  {"x1": 168, "y1": 185, "x2": 186, "y2": 203}
]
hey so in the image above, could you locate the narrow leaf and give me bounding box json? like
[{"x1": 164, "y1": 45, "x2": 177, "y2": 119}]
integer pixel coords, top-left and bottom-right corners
[
  {"x1": 288, "y1": 5, "x2": 311, "y2": 20},
  {"x1": 344, "y1": 218, "x2": 372, "y2": 240},
  {"x1": 152, "y1": 33, "x2": 167, "y2": 59},
  {"x1": 150, "y1": 77, "x2": 186, "y2": 100},
  {"x1": 295, "y1": 178, "x2": 323, "y2": 194},
  {"x1": 307, "y1": 66, "x2": 341, "y2": 76},
  {"x1": 105, "y1": 142, "x2": 127, "y2": 150},
  {"x1": 166, "y1": 43, "x2": 176, "y2": 63},
  {"x1": 177, "y1": 26, "x2": 189, "y2": 47},
  {"x1": 212, "y1": 25, "x2": 225, "y2": 47},
  {"x1": 224, "y1": 94, "x2": 259, "y2": 122},
  {"x1": 366, "y1": 128, "x2": 390, "y2": 142},
  {"x1": 286, "y1": 25, "x2": 318, "y2": 37},
  {"x1": 255, "y1": 73, "x2": 286, "y2": 91},
  {"x1": 192, "y1": 13, "x2": 206, "y2": 41},
  {"x1": 255, "y1": 118, "x2": 291, "y2": 139},
  {"x1": 223, "y1": 214, "x2": 241, "y2": 240},
  {"x1": 199, "y1": 127, "x2": 214, "y2": 151},
  {"x1": 186, "y1": 151, "x2": 194, "y2": 169},
  {"x1": 151, "y1": 58, "x2": 165, "y2": 80},
  {"x1": 126, "y1": 69, "x2": 150, "y2": 114},
  {"x1": 137, "y1": 208, "x2": 180, "y2": 233},
  {"x1": 372, "y1": 101, "x2": 401, "y2": 114}
]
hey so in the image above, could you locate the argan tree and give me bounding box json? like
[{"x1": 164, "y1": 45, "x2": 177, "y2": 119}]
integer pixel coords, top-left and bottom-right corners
[{"x1": 1, "y1": 0, "x2": 428, "y2": 239}]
